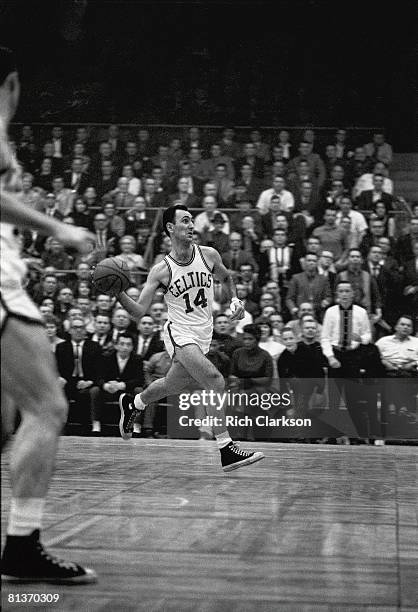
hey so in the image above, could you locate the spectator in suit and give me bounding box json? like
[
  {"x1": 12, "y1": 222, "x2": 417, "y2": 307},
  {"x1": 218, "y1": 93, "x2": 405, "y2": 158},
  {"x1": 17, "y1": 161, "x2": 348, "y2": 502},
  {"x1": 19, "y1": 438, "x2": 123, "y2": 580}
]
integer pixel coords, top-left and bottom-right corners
[
  {"x1": 359, "y1": 217, "x2": 390, "y2": 259},
  {"x1": 317, "y1": 250, "x2": 338, "y2": 295},
  {"x1": 221, "y1": 232, "x2": 258, "y2": 273},
  {"x1": 50, "y1": 176, "x2": 75, "y2": 217},
  {"x1": 293, "y1": 180, "x2": 321, "y2": 220},
  {"x1": 286, "y1": 253, "x2": 332, "y2": 320},
  {"x1": 337, "y1": 248, "x2": 382, "y2": 319},
  {"x1": 333, "y1": 129, "x2": 353, "y2": 161},
  {"x1": 213, "y1": 163, "x2": 235, "y2": 206},
  {"x1": 105, "y1": 124, "x2": 125, "y2": 162},
  {"x1": 401, "y1": 241, "x2": 418, "y2": 321},
  {"x1": 152, "y1": 144, "x2": 178, "y2": 180},
  {"x1": 121, "y1": 164, "x2": 141, "y2": 196},
  {"x1": 237, "y1": 262, "x2": 262, "y2": 303},
  {"x1": 212, "y1": 313, "x2": 243, "y2": 357},
  {"x1": 240, "y1": 215, "x2": 262, "y2": 258},
  {"x1": 94, "y1": 159, "x2": 118, "y2": 198},
  {"x1": 335, "y1": 196, "x2": 368, "y2": 248},
  {"x1": 142, "y1": 347, "x2": 172, "y2": 437},
  {"x1": 72, "y1": 197, "x2": 93, "y2": 229},
  {"x1": 136, "y1": 314, "x2": 165, "y2": 361},
  {"x1": 366, "y1": 246, "x2": 402, "y2": 329},
  {"x1": 142, "y1": 177, "x2": 167, "y2": 208},
  {"x1": 31, "y1": 273, "x2": 61, "y2": 305},
  {"x1": 121, "y1": 141, "x2": 144, "y2": 177},
  {"x1": 203, "y1": 213, "x2": 230, "y2": 253},
  {"x1": 229, "y1": 198, "x2": 263, "y2": 236},
  {"x1": 63, "y1": 157, "x2": 91, "y2": 194},
  {"x1": 94, "y1": 294, "x2": 114, "y2": 317},
  {"x1": 287, "y1": 141, "x2": 326, "y2": 190},
  {"x1": 249, "y1": 129, "x2": 271, "y2": 162},
  {"x1": 50, "y1": 125, "x2": 68, "y2": 161},
  {"x1": 90, "y1": 333, "x2": 144, "y2": 434},
  {"x1": 102, "y1": 200, "x2": 126, "y2": 237},
  {"x1": 370, "y1": 201, "x2": 396, "y2": 239},
  {"x1": 356, "y1": 174, "x2": 393, "y2": 211},
  {"x1": 347, "y1": 146, "x2": 372, "y2": 186},
  {"x1": 175, "y1": 160, "x2": 204, "y2": 196},
  {"x1": 89, "y1": 313, "x2": 114, "y2": 355},
  {"x1": 275, "y1": 129, "x2": 292, "y2": 162},
  {"x1": 117, "y1": 235, "x2": 146, "y2": 273},
  {"x1": 34, "y1": 158, "x2": 54, "y2": 192},
  {"x1": 313, "y1": 208, "x2": 348, "y2": 263},
  {"x1": 111, "y1": 308, "x2": 137, "y2": 344},
  {"x1": 234, "y1": 143, "x2": 265, "y2": 179},
  {"x1": 267, "y1": 228, "x2": 298, "y2": 288},
  {"x1": 218, "y1": 127, "x2": 241, "y2": 159},
  {"x1": 395, "y1": 218, "x2": 418, "y2": 265},
  {"x1": 364, "y1": 132, "x2": 393, "y2": 166},
  {"x1": 110, "y1": 177, "x2": 136, "y2": 209},
  {"x1": 188, "y1": 147, "x2": 207, "y2": 183},
  {"x1": 55, "y1": 318, "x2": 102, "y2": 433},
  {"x1": 236, "y1": 163, "x2": 264, "y2": 202},
  {"x1": 168, "y1": 177, "x2": 199, "y2": 207},
  {"x1": 41, "y1": 193, "x2": 65, "y2": 221},
  {"x1": 123, "y1": 197, "x2": 153, "y2": 234},
  {"x1": 91, "y1": 212, "x2": 118, "y2": 256}
]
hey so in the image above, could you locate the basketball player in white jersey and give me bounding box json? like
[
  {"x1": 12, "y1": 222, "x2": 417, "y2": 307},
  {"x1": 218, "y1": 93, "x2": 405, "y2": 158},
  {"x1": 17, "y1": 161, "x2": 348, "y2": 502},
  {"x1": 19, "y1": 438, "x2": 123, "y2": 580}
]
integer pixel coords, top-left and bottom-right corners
[
  {"x1": 117, "y1": 204, "x2": 265, "y2": 471},
  {"x1": 1, "y1": 47, "x2": 97, "y2": 583}
]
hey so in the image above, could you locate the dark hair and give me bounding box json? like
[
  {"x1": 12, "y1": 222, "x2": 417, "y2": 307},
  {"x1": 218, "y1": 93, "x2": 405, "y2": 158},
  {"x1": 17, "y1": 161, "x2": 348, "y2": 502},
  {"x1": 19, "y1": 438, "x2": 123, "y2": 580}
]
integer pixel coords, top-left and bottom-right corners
[
  {"x1": 0, "y1": 46, "x2": 17, "y2": 85},
  {"x1": 43, "y1": 313, "x2": 60, "y2": 326},
  {"x1": 397, "y1": 314, "x2": 414, "y2": 326},
  {"x1": 116, "y1": 333, "x2": 134, "y2": 344},
  {"x1": 162, "y1": 204, "x2": 189, "y2": 237},
  {"x1": 242, "y1": 324, "x2": 262, "y2": 341}
]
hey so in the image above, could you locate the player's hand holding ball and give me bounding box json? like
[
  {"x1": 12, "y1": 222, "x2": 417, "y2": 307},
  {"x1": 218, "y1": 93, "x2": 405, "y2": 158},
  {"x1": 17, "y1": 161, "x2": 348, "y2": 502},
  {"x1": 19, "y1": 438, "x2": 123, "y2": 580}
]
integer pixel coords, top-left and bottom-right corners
[{"x1": 230, "y1": 297, "x2": 244, "y2": 321}]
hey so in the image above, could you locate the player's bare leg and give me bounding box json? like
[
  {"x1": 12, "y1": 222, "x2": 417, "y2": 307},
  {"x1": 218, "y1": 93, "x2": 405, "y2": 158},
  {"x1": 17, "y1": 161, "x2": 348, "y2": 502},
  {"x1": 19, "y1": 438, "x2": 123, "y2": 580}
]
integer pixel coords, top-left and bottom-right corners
[
  {"x1": 119, "y1": 343, "x2": 264, "y2": 471},
  {"x1": 1, "y1": 319, "x2": 97, "y2": 583}
]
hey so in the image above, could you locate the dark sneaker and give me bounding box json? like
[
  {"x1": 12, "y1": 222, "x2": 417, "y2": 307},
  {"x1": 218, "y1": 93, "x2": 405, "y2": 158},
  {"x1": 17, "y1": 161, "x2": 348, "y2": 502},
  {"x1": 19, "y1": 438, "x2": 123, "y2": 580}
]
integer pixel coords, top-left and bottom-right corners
[
  {"x1": 119, "y1": 393, "x2": 141, "y2": 440},
  {"x1": 1, "y1": 530, "x2": 97, "y2": 584},
  {"x1": 220, "y1": 442, "x2": 265, "y2": 472}
]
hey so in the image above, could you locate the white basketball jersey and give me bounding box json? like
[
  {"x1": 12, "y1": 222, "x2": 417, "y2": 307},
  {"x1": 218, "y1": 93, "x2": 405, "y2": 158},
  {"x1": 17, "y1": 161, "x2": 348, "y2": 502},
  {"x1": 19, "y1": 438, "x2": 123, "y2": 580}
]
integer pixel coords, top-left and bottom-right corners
[{"x1": 163, "y1": 245, "x2": 214, "y2": 334}]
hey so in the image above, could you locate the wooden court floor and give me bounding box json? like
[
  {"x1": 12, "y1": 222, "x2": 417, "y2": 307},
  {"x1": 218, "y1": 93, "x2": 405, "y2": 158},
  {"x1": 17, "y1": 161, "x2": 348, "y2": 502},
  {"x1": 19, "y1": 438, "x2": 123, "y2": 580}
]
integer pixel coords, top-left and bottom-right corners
[{"x1": 1, "y1": 438, "x2": 417, "y2": 612}]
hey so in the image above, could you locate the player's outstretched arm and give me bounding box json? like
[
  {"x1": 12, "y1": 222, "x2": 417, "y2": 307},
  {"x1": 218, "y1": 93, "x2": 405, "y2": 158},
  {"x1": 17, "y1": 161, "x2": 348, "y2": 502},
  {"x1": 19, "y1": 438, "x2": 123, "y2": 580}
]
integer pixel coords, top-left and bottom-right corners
[
  {"x1": 202, "y1": 246, "x2": 245, "y2": 321},
  {"x1": 1, "y1": 190, "x2": 95, "y2": 252},
  {"x1": 118, "y1": 264, "x2": 164, "y2": 322}
]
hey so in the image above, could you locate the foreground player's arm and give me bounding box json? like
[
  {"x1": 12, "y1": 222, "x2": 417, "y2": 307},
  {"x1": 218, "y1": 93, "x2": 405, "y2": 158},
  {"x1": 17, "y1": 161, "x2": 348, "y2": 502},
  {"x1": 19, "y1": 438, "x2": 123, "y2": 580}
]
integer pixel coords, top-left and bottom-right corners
[
  {"x1": 203, "y1": 246, "x2": 245, "y2": 321},
  {"x1": 118, "y1": 263, "x2": 166, "y2": 322},
  {"x1": 1, "y1": 189, "x2": 95, "y2": 252}
]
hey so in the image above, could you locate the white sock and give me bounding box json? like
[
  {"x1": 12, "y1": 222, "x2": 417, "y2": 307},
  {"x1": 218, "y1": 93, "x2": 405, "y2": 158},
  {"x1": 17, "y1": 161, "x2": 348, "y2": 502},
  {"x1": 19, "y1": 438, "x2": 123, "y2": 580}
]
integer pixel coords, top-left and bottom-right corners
[
  {"x1": 216, "y1": 432, "x2": 232, "y2": 449},
  {"x1": 92, "y1": 420, "x2": 101, "y2": 432},
  {"x1": 134, "y1": 393, "x2": 145, "y2": 411},
  {"x1": 8, "y1": 498, "x2": 45, "y2": 536},
  {"x1": 133, "y1": 423, "x2": 141, "y2": 434}
]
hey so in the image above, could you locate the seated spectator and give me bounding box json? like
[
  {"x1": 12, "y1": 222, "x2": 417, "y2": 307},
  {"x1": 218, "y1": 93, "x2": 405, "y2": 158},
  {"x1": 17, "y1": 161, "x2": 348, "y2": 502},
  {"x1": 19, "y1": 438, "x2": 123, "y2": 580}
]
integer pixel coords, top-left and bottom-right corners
[
  {"x1": 203, "y1": 143, "x2": 235, "y2": 180},
  {"x1": 168, "y1": 177, "x2": 199, "y2": 207},
  {"x1": 293, "y1": 179, "x2": 320, "y2": 220},
  {"x1": 364, "y1": 131, "x2": 393, "y2": 166},
  {"x1": 221, "y1": 231, "x2": 258, "y2": 273},
  {"x1": 240, "y1": 215, "x2": 262, "y2": 256},
  {"x1": 356, "y1": 173, "x2": 393, "y2": 211},
  {"x1": 175, "y1": 160, "x2": 204, "y2": 197},
  {"x1": 83, "y1": 186, "x2": 99, "y2": 208},
  {"x1": 136, "y1": 127, "x2": 153, "y2": 160},
  {"x1": 52, "y1": 176, "x2": 76, "y2": 216},
  {"x1": 112, "y1": 307, "x2": 138, "y2": 344},
  {"x1": 335, "y1": 196, "x2": 368, "y2": 247},
  {"x1": 41, "y1": 192, "x2": 65, "y2": 221},
  {"x1": 72, "y1": 197, "x2": 93, "y2": 229},
  {"x1": 203, "y1": 213, "x2": 230, "y2": 253},
  {"x1": 91, "y1": 334, "x2": 144, "y2": 434},
  {"x1": 267, "y1": 228, "x2": 299, "y2": 286},
  {"x1": 249, "y1": 128, "x2": 270, "y2": 162},
  {"x1": 116, "y1": 235, "x2": 146, "y2": 273},
  {"x1": 75, "y1": 279, "x2": 93, "y2": 300},
  {"x1": 321, "y1": 179, "x2": 347, "y2": 212},
  {"x1": 286, "y1": 304, "x2": 322, "y2": 341},
  {"x1": 63, "y1": 157, "x2": 91, "y2": 194},
  {"x1": 136, "y1": 314, "x2": 164, "y2": 361},
  {"x1": 312, "y1": 208, "x2": 348, "y2": 264},
  {"x1": 256, "y1": 176, "x2": 295, "y2": 216},
  {"x1": 286, "y1": 253, "x2": 332, "y2": 320},
  {"x1": 317, "y1": 250, "x2": 338, "y2": 294},
  {"x1": 369, "y1": 200, "x2": 396, "y2": 238},
  {"x1": 212, "y1": 313, "x2": 243, "y2": 357},
  {"x1": 76, "y1": 296, "x2": 96, "y2": 333},
  {"x1": 229, "y1": 198, "x2": 263, "y2": 235},
  {"x1": 377, "y1": 236, "x2": 399, "y2": 273},
  {"x1": 299, "y1": 236, "x2": 322, "y2": 270},
  {"x1": 31, "y1": 272, "x2": 61, "y2": 305},
  {"x1": 188, "y1": 147, "x2": 207, "y2": 182},
  {"x1": 213, "y1": 163, "x2": 235, "y2": 206},
  {"x1": 366, "y1": 245, "x2": 402, "y2": 330},
  {"x1": 395, "y1": 218, "x2": 418, "y2": 265},
  {"x1": 142, "y1": 347, "x2": 172, "y2": 438},
  {"x1": 111, "y1": 177, "x2": 136, "y2": 209},
  {"x1": 168, "y1": 137, "x2": 184, "y2": 164},
  {"x1": 287, "y1": 141, "x2": 326, "y2": 190},
  {"x1": 324, "y1": 145, "x2": 340, "y2": 176},
  {"x1": 124, "y1": 197, "x2": 153, "y2": 234},
  {"x1": 268, "y1": 312, "x2": 285, "y2": 343},
  {"x1": 151, "y1": 166, "x2": 172, "y2": 196},
  {"x1": 333, "y1": 128, "x2": 353, "y2": 160},
  {"x1": 322, "y1": 163, "x2": 351, "y2": 196},
  {"x1": 91, "y1": 212, "x2": 118, "y2": 255},
  {"x1": 55, "y1": 317, "x2": 102, "y2": 433},
  {"x1": 142, "y1": 176, "x2": 167, "y2": 208},
  {"x1": 21, "y1": 172, "x2": 42, "y2": 210},
  {"x1": 102, "y1": 199, "x2": 126, "y2": 237},
  {"x1": 54, "y1": 287, "x2": 75, "y2": 322},
  {"x1": 236, "y1": 163, "x2": 264, "y2": 202},
  {"x1": 152, "y1": 236, "x2": 172, "y2": 266},
  {"x1": 94, "y1": 293, "x2": 114, "y2": 317},
  {"x1": 121, "y1": 141, "x2": 143, "y2": 176},
  {"x1": 94, "y1": 159, "x2": 118, "y2": 198},
  {"x1": 274, "y1": 129, "x2": 293, "y2": 161},
  {"x1": 121, "y1": 163, "x2": 141, "y2": 196},
  {"x1": 258, "y1": 321, "x2": 285, "y2": 367},
  {"x1": 89, "y1": 313, "x2": 114, "y2": 354},
  {"x1": 218, "y1": 127, "x2": 241, "y2": 159},
  {"x1": 44, "y1": 313, "x2": 65, "y2": 353},
  {"x1": 277, "y1": 327, "x2": 299, "y2": 378},
  {"x1": 352, "y1": 161, "x2": 394, "y2": 199},
  {"x1": 152, "y1": 144, "x2": 178, "y2": 180},
  {"x1": 193, "y1": 195, "x2": 230, "y2": 236},
  {"x1": 359, "y1": 217, "x2": 392, "y2": 259},
  {"x1": 235, "y1": 283, "x2": 259, "y2": 318},
  {"x1": 237, "y1": 262, "x2": 262, "y2": 302},
  {"x1": 234, "y1": 142, "x2": 265, "y2": 179},
  {"x1": 286, "y1": 159, "x2": 318, "y2": 198},
  {"x1": 337, "y1": 248, "x2": 382, "y2": 318}
]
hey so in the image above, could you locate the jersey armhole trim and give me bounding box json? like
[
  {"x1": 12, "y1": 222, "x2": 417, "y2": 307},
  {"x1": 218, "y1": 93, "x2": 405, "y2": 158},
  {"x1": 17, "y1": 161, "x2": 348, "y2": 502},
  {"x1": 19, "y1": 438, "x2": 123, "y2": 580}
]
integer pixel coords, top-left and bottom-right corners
[
  {"x1": 197, "y1": 245, "x2": 214, "y2": 273},
  {"x1": 160, "y1": 257, "x2": 172, "y2": 294}
]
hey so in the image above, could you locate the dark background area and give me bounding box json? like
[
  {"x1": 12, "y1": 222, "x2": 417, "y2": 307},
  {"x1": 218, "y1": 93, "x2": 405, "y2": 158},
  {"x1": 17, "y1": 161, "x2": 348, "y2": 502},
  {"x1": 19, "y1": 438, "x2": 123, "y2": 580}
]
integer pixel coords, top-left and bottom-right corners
[{"x1": 1, "y1": 0, "x2": 416, "y2": 148}]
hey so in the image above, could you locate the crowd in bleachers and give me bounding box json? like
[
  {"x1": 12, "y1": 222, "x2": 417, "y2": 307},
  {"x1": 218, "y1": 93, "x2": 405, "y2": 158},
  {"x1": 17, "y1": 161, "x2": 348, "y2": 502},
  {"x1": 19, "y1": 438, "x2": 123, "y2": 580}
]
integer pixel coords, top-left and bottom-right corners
[{"x1": 10, "y1": 124, "x2": 418, "y2": 443}]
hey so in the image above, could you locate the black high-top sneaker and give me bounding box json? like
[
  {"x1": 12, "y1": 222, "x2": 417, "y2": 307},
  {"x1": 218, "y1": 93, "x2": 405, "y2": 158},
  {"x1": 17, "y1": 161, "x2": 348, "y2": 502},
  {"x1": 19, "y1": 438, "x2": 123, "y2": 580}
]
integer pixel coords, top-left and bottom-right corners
[
  {"x1": 119, "y1": 393, "x2": 141, "y2": 440},
  {"x1": 220, "y1": 442, "x2": 265, "y2": 472},
  {"x1": 1, "y1": 530, "x2": 97, "y2": 584}
]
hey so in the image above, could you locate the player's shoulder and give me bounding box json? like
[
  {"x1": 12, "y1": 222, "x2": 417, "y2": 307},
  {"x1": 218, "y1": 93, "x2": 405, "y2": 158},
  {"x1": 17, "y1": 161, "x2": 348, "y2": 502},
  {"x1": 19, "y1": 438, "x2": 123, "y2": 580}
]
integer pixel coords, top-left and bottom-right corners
[
  {"x1": 198, "y1": 245, "x2": 219, "y2": 270},
  {"x1": 148, "y1": 258, "x2": 170, "y2": 283}
]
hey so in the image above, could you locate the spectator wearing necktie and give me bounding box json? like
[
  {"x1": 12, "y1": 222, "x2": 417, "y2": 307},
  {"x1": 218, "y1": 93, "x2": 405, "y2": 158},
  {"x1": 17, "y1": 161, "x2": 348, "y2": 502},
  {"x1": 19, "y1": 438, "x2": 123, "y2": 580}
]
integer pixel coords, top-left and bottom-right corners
[{"x1": 321, "y1": 281, "x2": 373, "y2": 441}]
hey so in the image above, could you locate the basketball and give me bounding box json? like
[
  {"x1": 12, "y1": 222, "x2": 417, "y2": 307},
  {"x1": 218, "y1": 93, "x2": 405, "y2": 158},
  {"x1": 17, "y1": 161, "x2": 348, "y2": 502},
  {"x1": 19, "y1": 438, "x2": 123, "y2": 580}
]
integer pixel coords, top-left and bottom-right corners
[{"x1": 91, "y1": 257, "x2": 131, "y2": 296}]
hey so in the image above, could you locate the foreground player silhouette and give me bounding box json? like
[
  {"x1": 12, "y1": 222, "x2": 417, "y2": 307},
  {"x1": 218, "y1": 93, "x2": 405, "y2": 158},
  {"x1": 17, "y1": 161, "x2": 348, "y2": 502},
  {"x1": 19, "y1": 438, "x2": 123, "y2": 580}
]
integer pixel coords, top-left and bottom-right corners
[
  {"x1": 116, "y1": 204, "x2": 264, "y2": 471},
  {"x1": 1, "y1": 47, "x2": 96, "y2": 583}
]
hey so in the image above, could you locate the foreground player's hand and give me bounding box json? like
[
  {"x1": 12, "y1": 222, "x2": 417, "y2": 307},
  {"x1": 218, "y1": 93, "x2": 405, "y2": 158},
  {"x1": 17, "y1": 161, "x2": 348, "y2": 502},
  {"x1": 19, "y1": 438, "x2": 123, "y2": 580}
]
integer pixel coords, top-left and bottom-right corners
[
  {"x1": 53, "y1": 225, "x2": 96, "y2": 253},
  {"x1": 229, "y1": 297, "x2": 244, "y2": 321}
]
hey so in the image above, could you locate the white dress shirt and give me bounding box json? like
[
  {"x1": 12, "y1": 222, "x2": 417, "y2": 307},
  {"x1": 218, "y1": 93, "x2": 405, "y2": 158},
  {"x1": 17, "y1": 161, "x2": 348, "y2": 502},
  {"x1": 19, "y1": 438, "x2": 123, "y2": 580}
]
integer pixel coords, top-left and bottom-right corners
[
  {"x1": 256, "y1": 188, "x2": 295, "y2": 215},
  {"x1": 321, "y1": 304, "x2": 371, "y2": 358},
  {"x1": 375, "y1": 335, "x2": 418, "y2": 369}
]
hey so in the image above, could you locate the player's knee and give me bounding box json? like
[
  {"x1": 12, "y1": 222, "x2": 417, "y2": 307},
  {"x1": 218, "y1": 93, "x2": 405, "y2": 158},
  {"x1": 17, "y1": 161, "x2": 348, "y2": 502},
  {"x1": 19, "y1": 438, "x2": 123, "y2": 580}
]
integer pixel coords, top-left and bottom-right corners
[{"x1": 43, "y1": 394, "x2": 68, "y2": 432}]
